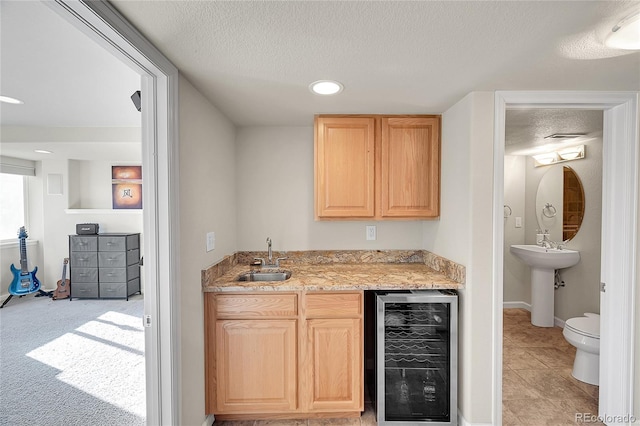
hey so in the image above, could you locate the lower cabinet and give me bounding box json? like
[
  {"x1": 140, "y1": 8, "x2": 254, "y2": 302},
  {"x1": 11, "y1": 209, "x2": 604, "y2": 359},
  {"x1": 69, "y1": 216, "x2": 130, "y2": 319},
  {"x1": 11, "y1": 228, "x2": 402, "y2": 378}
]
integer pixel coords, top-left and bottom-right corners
[
  {"x1": 205, "y1": 291, "x2": 363, "y2": 420},
  {"x1": 215, "y1": 319, "x2": 297, "y2": 413},
  {"x1": 304, "y1": 318, "x2": 362, "y2": 412}
]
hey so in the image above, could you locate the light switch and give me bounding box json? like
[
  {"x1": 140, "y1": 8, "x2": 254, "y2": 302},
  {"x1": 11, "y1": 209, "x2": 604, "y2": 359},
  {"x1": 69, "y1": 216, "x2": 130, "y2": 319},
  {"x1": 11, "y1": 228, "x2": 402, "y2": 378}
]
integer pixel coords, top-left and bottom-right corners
[
  {"x1": 515, "y1": 217, "x2": 522, "y2": 228},
  {"x1": 366, "y1": 225, "x2": 376, "y2": 241},
  {"x1": 206, "y1": 232, "x2": 215, "y2": 252}
]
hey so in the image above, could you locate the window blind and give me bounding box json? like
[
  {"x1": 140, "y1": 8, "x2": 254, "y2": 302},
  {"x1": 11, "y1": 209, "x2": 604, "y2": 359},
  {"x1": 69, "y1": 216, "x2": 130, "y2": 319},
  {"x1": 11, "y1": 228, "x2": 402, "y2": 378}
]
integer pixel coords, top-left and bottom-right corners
[{"x1": 0, "y1": 156, "x2": 36, "y2": 176}]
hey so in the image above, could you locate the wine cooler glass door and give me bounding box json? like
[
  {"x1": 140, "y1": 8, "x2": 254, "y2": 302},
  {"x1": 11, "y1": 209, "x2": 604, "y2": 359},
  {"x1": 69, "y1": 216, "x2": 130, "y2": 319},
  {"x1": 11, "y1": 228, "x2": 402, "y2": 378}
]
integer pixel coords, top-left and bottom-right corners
[{"x1": 378, "y1": 296, "x2": 453, "y2": 424}]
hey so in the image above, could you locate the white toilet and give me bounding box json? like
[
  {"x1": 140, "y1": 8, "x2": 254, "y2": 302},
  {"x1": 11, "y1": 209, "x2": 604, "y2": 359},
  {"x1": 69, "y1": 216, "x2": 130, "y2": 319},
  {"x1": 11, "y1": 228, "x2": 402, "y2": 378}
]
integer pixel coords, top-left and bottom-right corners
[{"x1": 563, "y1": 312, "x2": 600, "y2": 385}]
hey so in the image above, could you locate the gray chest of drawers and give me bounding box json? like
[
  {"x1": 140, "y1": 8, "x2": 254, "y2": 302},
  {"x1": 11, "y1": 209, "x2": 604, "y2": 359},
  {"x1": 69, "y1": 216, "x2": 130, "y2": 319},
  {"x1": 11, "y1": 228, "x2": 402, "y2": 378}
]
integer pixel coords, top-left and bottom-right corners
[{"x1": 69, "y1": 233, "x2": 141, "y2": 300}]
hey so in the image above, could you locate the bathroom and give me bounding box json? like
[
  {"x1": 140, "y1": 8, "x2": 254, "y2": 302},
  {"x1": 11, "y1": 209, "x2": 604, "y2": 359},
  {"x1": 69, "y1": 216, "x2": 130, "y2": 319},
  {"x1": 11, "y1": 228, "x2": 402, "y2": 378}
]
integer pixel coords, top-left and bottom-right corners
[{"x1": 502, "y1": 109, "x2": 604, "y2": 423}]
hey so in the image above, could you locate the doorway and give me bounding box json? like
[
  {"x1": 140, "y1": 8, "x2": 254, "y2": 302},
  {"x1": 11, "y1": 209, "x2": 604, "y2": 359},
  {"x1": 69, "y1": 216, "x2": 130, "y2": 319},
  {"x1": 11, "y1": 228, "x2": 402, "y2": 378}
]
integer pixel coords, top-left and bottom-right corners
[
  {"x1": 493, "y1": 92, "x2": 638, "y2": 424},
  {"x1": 46, "y1": 1, "x2": 181, "y2": 424},
  {"x1": 502, "y1": 108, "x2": 604, "y2": 423}
]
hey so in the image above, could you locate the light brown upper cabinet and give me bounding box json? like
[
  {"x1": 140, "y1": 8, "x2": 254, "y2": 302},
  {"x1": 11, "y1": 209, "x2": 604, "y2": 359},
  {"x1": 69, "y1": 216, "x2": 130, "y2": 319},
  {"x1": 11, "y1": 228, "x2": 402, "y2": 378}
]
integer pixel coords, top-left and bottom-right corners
[{"x1": 314, "y1": 115, "x2": 440, "y2": 220}]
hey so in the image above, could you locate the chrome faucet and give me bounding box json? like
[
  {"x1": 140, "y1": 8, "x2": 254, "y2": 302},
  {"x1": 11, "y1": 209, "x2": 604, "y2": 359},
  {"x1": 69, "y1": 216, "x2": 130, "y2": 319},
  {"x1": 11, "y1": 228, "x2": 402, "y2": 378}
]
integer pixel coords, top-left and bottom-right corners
[
  {"x1": 541, "y1": 234, "x2": 554, "y2": 249},
  {"x1": 254, "y1": 237, "x2": 287, "y2": 268},
  {"x1": 267, "y1": 237, "x2": 273, "y2": 264}
]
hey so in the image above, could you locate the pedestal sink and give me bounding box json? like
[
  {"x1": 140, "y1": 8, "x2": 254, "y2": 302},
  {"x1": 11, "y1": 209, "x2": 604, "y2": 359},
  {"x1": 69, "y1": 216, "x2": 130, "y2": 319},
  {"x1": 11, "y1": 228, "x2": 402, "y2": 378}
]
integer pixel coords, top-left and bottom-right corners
[{"x1": 510, "y1": 244, "x2": 580, "y2": 327}]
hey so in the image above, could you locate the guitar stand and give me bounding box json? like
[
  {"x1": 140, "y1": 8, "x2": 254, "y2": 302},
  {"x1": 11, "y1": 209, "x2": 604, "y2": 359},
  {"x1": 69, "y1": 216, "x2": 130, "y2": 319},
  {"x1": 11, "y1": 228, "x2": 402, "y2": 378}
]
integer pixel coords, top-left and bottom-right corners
[{"x1": 0, "y1": 289, "x2": 53, "y2": 309}]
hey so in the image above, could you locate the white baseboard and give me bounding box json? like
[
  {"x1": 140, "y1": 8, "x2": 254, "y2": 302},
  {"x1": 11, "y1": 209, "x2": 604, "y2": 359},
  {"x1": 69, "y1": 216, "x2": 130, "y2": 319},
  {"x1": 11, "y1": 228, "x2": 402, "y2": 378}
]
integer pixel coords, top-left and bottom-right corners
[
  {"x1": 502, "y1": 301, "x2": 566, "y2": 328},
  {"x1": 503, "y1": 301, "x2": 531, "y2": 310},
  {"x1": 202, "y1": 414, "x2": 214, "y2": 426},
  {"x1": 458, "y1": 410, "x2": 494, "y2": 425}
]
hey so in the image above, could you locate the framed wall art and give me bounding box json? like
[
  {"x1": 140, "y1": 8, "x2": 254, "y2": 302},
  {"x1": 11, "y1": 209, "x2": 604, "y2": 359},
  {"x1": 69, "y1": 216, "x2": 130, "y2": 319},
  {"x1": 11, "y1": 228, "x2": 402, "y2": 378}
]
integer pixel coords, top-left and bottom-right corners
[{"x1": 112, "y1": 165, "x2": 142, "y2": 209}]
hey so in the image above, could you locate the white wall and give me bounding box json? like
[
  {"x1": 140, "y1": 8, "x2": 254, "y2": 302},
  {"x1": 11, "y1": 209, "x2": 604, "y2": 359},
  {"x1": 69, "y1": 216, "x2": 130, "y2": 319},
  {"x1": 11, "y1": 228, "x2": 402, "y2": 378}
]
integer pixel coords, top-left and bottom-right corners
[
  {"x1": 38, "y1": 159, "x2": 143, "y2": 290},
  {"x1": 503, "y1": 155, "x2": 528, "y2": 303},
  {"x1": 178, "y1": 75, "x2": 237, "y2": 426},
  {"x1": 423, "y1": 92, "x2": 495, "y2": 424},
  {"x1": 235, "y1": 126, "x2": 425, "y2": 251}
]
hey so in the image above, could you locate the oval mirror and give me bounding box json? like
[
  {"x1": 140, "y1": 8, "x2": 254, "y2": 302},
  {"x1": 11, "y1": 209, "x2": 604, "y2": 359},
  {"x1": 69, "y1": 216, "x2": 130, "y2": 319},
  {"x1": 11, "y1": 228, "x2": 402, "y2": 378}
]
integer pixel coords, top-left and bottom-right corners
[{"x1": 535, "y1": 165, "x2": 585, "y2": 242}]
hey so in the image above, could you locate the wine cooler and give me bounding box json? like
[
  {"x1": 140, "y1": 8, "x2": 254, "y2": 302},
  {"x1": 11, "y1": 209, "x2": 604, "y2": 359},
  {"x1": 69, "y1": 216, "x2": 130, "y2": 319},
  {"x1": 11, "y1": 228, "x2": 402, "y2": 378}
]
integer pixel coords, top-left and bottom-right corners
[{"x1": 376, "y1": 290, "x2": 458, "y2": 425}]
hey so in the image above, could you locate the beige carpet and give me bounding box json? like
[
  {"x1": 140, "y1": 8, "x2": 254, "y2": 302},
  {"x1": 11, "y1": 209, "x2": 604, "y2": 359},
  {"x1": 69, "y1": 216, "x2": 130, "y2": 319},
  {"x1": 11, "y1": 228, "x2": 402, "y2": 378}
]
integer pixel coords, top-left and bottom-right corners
[{"x1": 0, "y1": 293, "x2": 145, "y2": 425}]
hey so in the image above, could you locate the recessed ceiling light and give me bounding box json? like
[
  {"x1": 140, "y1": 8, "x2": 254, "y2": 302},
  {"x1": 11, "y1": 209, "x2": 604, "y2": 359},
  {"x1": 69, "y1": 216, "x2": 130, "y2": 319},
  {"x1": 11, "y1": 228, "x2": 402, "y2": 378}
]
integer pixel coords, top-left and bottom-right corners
[
  {"x1": 34, "y1": 150, "x2": 53, "y2": 154},
  {"x1": 606, "y1": 11, "x2": 640, "y2": 50},
  {"x1": 0, "y1": 95, "x2": 24, "y2": 104},
  {"x1": 309, "y1": 80, "x2": 344, "y2": 95}
]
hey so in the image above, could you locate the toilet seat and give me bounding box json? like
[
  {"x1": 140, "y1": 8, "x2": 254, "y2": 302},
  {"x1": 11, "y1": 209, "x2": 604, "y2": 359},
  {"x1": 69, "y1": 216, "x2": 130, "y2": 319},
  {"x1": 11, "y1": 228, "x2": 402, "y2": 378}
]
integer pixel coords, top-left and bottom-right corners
[{"x1": 565, "y1": 314, "x2": 600, "y2": 339}]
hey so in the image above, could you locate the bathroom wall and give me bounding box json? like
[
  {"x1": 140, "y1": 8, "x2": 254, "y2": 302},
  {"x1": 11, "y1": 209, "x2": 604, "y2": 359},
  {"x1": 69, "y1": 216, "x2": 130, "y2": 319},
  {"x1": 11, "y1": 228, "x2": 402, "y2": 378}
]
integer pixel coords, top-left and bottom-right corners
[
  {"x1": 503, "y1": 155, "x2": 528, "y2": 303},
  {"x1": 503, "y1": 136, "x2": 602, "y2": 322}
]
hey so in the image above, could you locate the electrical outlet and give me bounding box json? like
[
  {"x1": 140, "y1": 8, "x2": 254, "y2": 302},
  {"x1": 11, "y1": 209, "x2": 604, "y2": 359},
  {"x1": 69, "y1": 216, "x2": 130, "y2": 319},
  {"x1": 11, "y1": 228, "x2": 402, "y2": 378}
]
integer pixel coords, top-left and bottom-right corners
[
  {"x1": 206, "y1": 232, "x2": 215, "y2": 252},
  {"x1": 366, "y1": 225, "x2": 376, "y2": 241}
]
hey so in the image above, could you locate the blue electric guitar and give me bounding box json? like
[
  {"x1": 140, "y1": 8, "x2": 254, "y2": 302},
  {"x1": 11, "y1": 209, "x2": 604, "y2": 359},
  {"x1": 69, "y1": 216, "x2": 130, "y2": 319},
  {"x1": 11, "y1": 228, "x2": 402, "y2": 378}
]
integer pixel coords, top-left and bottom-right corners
[{"x1": 8, "y1": 227, "x2": 41, "y2": 296}]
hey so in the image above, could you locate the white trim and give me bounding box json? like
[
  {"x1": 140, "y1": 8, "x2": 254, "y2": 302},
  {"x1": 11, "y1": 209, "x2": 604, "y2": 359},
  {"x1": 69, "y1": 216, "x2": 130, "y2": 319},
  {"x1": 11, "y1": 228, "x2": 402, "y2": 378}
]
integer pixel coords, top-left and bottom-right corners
[
  {"x1": 202, "y1": 415, "x2": 215, "y2": 426},
  {"x1": 458, "y1": 409, "x2": 492, "y2": 426},
  {"x1": 494, "y1": 91, "x2": 638, "y2": 425},
  {"x1": 503, "y1": 301, "x2": 531, "y2": 310},
  {"x1": 46, "y1": 1, "x2": 181, "y2": 425}
]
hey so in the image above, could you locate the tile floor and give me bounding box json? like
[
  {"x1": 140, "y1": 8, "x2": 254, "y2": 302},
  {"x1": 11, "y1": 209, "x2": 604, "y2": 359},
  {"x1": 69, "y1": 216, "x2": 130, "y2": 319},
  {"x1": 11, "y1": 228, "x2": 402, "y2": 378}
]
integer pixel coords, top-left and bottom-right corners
[{"x1": 503, "y1": 308, "x2": 602, "y2": 426}]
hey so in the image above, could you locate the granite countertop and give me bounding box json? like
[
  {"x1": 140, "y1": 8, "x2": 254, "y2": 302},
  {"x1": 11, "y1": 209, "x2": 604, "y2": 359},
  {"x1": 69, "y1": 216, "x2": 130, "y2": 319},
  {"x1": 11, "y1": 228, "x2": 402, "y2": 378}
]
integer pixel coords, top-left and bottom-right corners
[{"x1": 203, "y1": 260, "x2": 462, "y2": 292}]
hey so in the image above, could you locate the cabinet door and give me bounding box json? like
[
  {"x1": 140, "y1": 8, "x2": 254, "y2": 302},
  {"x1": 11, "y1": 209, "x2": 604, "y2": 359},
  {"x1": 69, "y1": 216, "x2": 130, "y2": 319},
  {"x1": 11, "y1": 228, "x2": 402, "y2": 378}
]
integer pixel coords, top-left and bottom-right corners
[
  {"x1": 381, "y1": 116, "x2": 440, "y2": 217},
  {"x1": 215, "y1": 319, "x2": 297, "y2": 413},
  {"x1": 315, "y1": 116, "x2": 376, "y2": 218},
  {"x1": 304, "y1": 318, "x2": 363, "y2": 411}
]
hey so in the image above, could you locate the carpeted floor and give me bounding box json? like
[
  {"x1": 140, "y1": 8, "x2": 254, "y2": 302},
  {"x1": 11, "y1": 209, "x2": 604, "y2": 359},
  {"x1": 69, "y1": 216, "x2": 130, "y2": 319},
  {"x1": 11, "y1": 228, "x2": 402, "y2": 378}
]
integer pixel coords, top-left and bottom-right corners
[{"x1": 0, "y1": 292, "x2": 145, "y2": 426}]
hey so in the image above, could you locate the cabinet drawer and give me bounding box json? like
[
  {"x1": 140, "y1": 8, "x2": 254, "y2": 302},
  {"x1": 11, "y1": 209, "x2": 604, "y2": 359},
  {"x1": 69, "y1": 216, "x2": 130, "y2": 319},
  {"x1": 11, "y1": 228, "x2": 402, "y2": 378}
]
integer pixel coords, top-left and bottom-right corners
[
  {"x1": 71, "y1": 252, "x2": 98, "y2": 268},
  {"x1": 71, "y1": 282, "x2": 99, "y2": 298},
  {"x1": 99, "y1": 282, "x2": 127, "y2": 298},
  {"x1": 306, "y1": 292, "x2": 362, "y2": 318},
  {"x1": 71, "y1": 268, "x2": 98, "y2": 283},
  {"x1": 216, "y1": 293, "x2": 297, "y2": 318},
  {"x1": 127, "y1": 249, "x2": 140, "y2": 266},
  {"x1": 99, "y1": 234, "x2": 139, "y2": 251},
  {"x1": 99, "y1": 268, "x2": 126, "y2": 283},
  {"x1": 98, "y1": 251, "x2": 139, "y2": 267},
  {"x1": 99, "y1": 236, "x2": 126, "y2": 251},
  {"x1": 70, "y1": 236, "x2": 98, "y2": 252},
  {"x1": 127, "y1": 277, "x2": 141, "y2": 295},
  {"x1": 99, "y1": 252, "x2": 126, "y2": 267}
]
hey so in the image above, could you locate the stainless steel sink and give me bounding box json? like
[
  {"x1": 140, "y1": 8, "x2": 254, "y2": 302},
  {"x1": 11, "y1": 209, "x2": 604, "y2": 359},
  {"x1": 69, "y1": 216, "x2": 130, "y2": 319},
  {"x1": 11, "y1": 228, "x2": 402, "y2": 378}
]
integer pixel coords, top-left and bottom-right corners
[{"x1": 236, "y1": 270, "x2": 292, "y2": 282}]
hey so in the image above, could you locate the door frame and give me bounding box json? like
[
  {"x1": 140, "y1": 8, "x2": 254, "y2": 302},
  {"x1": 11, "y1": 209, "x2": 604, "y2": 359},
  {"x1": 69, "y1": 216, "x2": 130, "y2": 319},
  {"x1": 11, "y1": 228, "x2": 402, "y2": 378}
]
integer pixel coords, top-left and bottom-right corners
[
  {"x1": 47, "y1": 1, "x2": 181, "y2": 424},
  {"x1": 493, "y1": 91, "x2": 638, "y2": 424}
]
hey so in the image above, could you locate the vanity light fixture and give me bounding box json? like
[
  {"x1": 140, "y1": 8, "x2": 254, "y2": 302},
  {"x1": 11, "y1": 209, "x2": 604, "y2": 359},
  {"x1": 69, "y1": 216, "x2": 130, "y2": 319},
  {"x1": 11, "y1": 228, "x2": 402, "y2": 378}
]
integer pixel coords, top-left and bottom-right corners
[
  {"x1": 533, "y1": 145, "x2": 585, "y2": 167},
  {"x1": 0, "y1": 95, "x2": 24, "y2": 105},
  {"x1": 309, "y1": 80, "x2": 344, "y2": 95},
  {"x1": 606, "y1": 11, "x2": 640, "y2": 50},
  {"x1": 34, "y1": 149, "x2": 53, "y2": 154},
  {"x1": 543, "y1": 133, "x2": 585, "y2": 139}
]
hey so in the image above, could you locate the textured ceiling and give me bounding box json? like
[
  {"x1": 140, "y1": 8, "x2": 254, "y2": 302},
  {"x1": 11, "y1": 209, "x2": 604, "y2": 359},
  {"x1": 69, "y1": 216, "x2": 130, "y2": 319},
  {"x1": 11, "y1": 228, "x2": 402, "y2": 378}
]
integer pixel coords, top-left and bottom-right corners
[
  {"x1": 0, "y1": 1, "x2": 141, "y2": 161},
  {"x1": 110, "y1": 0, "x2": 640, "y2": 126},
  {"x1": 0, "y1": 1, "x2": 141, "y2": 128},
  {"x1": 505, "y1": 109, "x2": 604, "y2": 156},
  {"x1": 0, "y1": 0, "x2": 637, "y2": 161}
]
